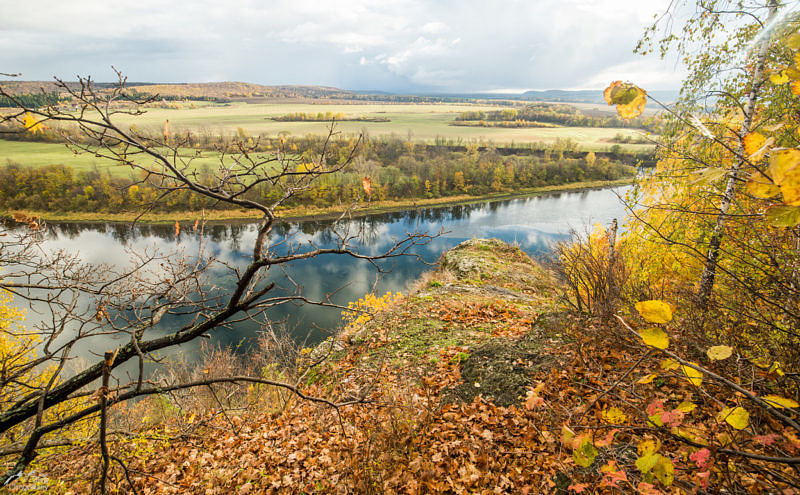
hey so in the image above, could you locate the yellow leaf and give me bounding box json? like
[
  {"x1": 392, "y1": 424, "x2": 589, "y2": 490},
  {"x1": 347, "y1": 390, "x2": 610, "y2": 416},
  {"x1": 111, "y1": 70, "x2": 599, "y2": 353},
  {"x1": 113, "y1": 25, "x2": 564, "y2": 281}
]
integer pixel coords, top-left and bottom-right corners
[
  {"x1": 660, "y1": 358, "x2": 679, "y2": 371},
  {"x1": 788, "y1": 33, "x2": 800, "y2": 50},
  {"x1": 637, "y1": 372, "x2": 658, "y2": 384},
  {"x1": 573, "y1": 435, "x2": 599, "y2": 467},
  {"x1": 717, "y1": 406, "x2": 749, "y2": 430},
  {"x1": 746, "y1": 171, "x2": 780, "y2": 199},
  {"x1": 635, "y1": 300, "x2": 673, "y2": 324},
  {"x1": 561, "y1": 424, "x2": 575, "y2": 446},
  {"x1": 22, "y1": 112, "x2": 45, "y2": 134},
  {"x1": 706, "y1": 345, "x2": 733, "y2": 361},
  {"x1": 781, "y1": 180, "x2": 800, "y2": 205},
  {"x1": 770, "y1": 70, "x2": 790, "y2": 85},
  {"x1": 778, "y1": 160, "x2": 800, "y2": 205},
  {"x1": 787, "y1": 67, "x2": 800, "y2": 80},
  {"x1": 604, "y1": 81, "x2": 647, "y2": 119},
  {"x1": 653, "y1": 455, "x2": 675, "y2": 487},
  {"x1": 676, "y1": 401, "x2": 697, "y2": 413},
  {"x1": 636, "y1": 452, "x2": 659, "y2": 474},
  {"x1": 187, "y1": 413, "x2": 196, "y2": 424},
  {"x1": 761, "y1": 395, "x2": 799, "y2": 409},
  {"x1": 617, "y1": 93, "x2": 647, "y2": 119},
  {"x1": 638, "y1": 437, "x2": 660, "y2": 456},
  {"x1": 769, "y1": 149, "x2": 800, "y2": 184},
  {"x1": 694, "y1": 167, "x2": 726, "y2": 184},
  {"x1": 681, "y1": 362, "x2": 703, "y2": 387},
  {"x1": 743, "y1": 132, "x2": 766, "y2": 157},
  {"x1": 648, "y1": 413, "x2": 664, "y2": 427},
  {"x1": 602, "y1": 407, "x2": 627, "y2": 424},
  {"x1": 603, "y1": 81, "x2": 624, "y2": 104},
  {"x1": 765, "y1": 205, "x2": 800, "y2": 228},
  {"x1": 639, "y1": 327, "x2": 669, "y2": 349},
  {"x1": 768, "y1": 361, "x2": 785, "y2": 377}
]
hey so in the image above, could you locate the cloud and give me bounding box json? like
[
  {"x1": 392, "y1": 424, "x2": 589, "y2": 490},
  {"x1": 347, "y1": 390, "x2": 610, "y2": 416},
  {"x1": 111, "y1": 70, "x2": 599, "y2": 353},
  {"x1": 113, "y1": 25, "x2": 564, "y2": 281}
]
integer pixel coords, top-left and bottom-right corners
[{"x1": 0, "y1": 0, "x2": 682, "y2": 92}]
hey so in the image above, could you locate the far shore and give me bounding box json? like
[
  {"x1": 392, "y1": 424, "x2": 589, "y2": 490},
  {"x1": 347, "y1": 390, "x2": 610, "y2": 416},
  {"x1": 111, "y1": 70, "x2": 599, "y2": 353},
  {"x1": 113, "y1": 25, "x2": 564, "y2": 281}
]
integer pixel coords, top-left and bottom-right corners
[{"x1": 5, "y1": 178, "x2": 633, "y2": 225}]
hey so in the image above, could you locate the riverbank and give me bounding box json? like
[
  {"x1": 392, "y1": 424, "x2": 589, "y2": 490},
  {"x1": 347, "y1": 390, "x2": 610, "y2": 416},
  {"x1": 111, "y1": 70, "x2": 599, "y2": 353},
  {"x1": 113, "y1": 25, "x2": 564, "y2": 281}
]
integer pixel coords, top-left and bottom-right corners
[{"x1": 3, "y1": 178, "x2": 632, "y2": 224}]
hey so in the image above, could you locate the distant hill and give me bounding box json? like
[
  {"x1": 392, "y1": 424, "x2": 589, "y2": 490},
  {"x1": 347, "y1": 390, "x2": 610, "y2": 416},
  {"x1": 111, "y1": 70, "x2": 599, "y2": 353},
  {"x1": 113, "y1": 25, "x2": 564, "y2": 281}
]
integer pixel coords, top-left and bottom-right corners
[
  {"x1": 0, "y1": 80, "x2": 355, "y2": 101},
  {"x1": 0, "y1": 80, "x2": 677, "y2": 105},
  {"x1": 520, "y1": 89, "x2": 677, "y2": 104},
  {"x1": 126, "y1": 82, "x2": 354, "y2": 100}
]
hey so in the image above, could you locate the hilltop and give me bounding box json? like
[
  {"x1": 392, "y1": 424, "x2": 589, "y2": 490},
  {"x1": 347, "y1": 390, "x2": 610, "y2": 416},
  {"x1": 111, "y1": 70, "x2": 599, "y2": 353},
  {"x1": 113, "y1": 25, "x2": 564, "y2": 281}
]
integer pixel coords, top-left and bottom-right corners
[{"x1": 6, "y1": 238, "x2": 799, "y2": 493}]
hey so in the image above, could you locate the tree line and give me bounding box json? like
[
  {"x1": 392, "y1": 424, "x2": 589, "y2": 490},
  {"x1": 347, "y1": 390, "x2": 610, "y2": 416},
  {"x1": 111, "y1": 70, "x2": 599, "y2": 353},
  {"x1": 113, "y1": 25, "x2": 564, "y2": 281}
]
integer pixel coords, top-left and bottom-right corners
[
  {"x1": 0, "y1": 92, "x2": 62, "y2": 108},
  {"x1": 0, "y1": 141, "x2": 634, "y2": 213},
  {"x1": 272, "y1": 112, "x2": 390, "y2": 122},
  {"x1": 454, "y1": 103, "x2": 659, "y2": 131}
]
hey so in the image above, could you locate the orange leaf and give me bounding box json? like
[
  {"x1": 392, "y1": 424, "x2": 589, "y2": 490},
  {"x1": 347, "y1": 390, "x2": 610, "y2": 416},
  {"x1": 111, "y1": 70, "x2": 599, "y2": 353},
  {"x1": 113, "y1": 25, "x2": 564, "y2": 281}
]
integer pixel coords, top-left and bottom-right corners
[
  {"x1": 743, "y1": 132, "x2": 767, "y2": 157},
  {"x1": 362, "y1": 176, "x2": 372, "y2": 196}
]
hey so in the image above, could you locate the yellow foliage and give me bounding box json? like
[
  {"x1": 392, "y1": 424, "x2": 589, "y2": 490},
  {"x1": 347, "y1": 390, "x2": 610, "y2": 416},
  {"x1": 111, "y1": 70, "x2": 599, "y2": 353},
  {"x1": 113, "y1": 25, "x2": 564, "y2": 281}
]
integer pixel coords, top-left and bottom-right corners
[
  {"x1": 717, "y1": 406, "x2": 749, "y2": 430},
  {"x1": 742, "y1": 132, "x2": 766, "y2": 157},
  {"x1": 761, "y1": 395, "x2": 799, "y2": 409},
  {"x1": 635, "y1": 300, "x2": 673, "y2": 324},
  {"x1": 341, "y1": 291, "x2": 403, "y2": 330},
  {"x1": 746, "y1": 171, "x2": 780, "y2": 199},
  {"x1": 680, "y1": 362, "x2": 703, "y2": 387},
  {"x1": 768, "y1": 149, "x2": 800, "y2": 185},
  {"x1": 602, "y1": 407, "x2": 627, "y2": 424},
  {"x1": 603, "y1": 81, "x2": 647, "y2": 119},
  {"x1": 706, "y1": 345, "x2": 733, "y2": 361},
  {"x1": 638, "y1": 327, "x2": 669, "y2": 349},
  {"x1": 22, "y1": 112, "x2": 45, "y2": 134}
]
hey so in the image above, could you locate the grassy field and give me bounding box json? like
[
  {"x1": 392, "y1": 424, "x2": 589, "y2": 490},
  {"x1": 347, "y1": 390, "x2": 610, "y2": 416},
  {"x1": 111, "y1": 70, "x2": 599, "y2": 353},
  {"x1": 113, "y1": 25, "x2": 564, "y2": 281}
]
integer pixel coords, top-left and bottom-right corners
[
  {"x1": 0, "y1": 140, "x2": 243, "y2": 176},
  {"x1": 99, "y1": 102, "x2": 653, "y2": 152},
  {"x1": 0, "y1": 101, "x2": 654, "y2": 173}
]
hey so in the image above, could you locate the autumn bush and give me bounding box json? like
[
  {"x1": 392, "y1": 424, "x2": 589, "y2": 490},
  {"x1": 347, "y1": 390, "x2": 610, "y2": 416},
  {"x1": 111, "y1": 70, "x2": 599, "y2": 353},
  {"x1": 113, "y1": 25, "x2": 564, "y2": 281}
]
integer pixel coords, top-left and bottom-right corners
[{"x1": 554, "y1": 221, "x2": 648, "y2": 319}]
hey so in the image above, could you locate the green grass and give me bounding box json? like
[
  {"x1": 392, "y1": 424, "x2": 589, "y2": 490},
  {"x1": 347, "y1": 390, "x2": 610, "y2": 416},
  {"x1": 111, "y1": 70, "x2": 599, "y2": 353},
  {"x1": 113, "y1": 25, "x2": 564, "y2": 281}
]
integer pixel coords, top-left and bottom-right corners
[
  {"x1": 0, "y1": 140, "x2": 252, "y2": 176},
  {"x1": 0, "y1": 101, "x2": 653, "y2": 175},
  {"x1": 0, "y1": 140, "x2": 117, "y2": 173},
  {"x1": 89, "y1": 102, "x2": 653, "y2": 152}
]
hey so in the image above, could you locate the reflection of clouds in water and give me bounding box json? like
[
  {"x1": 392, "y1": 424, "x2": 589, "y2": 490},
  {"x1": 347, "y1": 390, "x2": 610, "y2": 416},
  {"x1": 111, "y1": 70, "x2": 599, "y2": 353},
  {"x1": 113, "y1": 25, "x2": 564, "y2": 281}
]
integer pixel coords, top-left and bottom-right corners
[{"x1": 39, "y1": 187, "x2": 628, "y2": 359}]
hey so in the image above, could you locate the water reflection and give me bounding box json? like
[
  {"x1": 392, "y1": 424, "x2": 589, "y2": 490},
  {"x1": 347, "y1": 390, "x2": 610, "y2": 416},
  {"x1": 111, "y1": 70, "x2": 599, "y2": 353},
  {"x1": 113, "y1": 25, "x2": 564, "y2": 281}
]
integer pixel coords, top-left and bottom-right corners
[{"x1": 36, "y1": 186, "x2": 629, "y2": 361}]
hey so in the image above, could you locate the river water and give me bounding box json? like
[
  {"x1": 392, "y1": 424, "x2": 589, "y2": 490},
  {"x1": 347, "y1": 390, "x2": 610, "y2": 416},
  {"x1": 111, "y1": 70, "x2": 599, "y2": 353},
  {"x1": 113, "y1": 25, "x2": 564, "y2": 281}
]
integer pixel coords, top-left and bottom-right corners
[{"x1": 30, "y1": 186, "x2": 629, "y2": 363}]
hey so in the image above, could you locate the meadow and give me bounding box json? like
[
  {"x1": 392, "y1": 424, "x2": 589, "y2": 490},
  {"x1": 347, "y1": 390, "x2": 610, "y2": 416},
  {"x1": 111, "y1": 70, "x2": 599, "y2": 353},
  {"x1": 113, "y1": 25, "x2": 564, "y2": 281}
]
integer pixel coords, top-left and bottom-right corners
[
  {"x1": 0, "y1": 140, "x2": 232, "y2": 176},
  {"x1": 106, "y1": 101, "x2": 654, "y2": 152}
]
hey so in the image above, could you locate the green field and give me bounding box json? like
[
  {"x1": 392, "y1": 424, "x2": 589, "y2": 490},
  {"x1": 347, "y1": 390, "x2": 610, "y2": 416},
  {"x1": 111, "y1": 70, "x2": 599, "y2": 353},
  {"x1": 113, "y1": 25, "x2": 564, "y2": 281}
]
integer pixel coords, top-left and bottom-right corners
[
  {"x1": 0, "y1": 140, "x2": 236, "y2": 176},
  {"x1": 101, "y1": 102, "x2": 653, "y2": 152},
  {"x1": 0, "y1": 101, "x2": 654, "y2": 172}
]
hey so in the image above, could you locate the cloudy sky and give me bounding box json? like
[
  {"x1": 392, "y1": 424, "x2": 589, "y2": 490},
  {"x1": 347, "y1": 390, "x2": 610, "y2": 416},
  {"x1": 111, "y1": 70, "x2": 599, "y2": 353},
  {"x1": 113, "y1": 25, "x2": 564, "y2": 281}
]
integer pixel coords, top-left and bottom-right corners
[{"x1": 0, "y1": 0, "x2": 684, "y2": 93}]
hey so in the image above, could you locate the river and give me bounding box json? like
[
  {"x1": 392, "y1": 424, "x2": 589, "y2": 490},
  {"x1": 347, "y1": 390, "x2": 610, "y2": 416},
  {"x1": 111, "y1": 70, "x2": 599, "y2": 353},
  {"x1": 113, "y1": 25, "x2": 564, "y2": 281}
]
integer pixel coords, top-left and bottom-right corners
[{"x1": 26, "y1": 186, "x2": 630, "y2": 364}]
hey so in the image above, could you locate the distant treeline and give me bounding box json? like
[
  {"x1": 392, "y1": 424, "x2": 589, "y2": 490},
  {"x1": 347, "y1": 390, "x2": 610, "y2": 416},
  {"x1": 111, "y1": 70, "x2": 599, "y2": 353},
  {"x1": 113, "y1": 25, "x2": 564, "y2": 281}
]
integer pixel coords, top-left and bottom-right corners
[
  {"x1": 271, "y1": 112, "x2": 390, "y2": 122},
  {"x1": 451, "y1": 120, "x2": 559, "y2": 129},
  {"x1": 0, "y1": 140, "x2": 635, "y2": 213},
  {"x1": 0, "y1": 92, "x2": 62, "y2": 108},
  {"x1": 454, "y1": 104, "x2": 659, "y2": 131},
  {"x1": 332, "y1": 93, "x2": 520, "y2": 106},
  {"x1": 607, "y1": 132, "x2": 650, "y2": 144}
]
